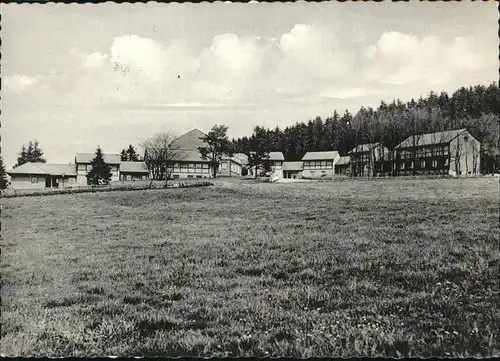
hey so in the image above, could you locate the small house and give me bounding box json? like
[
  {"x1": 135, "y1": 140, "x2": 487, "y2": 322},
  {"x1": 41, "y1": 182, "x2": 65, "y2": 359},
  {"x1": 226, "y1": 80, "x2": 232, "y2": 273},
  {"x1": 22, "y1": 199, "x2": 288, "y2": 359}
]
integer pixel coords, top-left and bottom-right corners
[
  {"x1": 334, "y1": 156, "x2": 351, "y2": 175},
  {"x1": 7, "y1": 163, "x2": 77, "y2": 189},
  {"x1": 119, "y1": 162, "x2": 150, "y2": 181},
  {"x1": 75, "y1": 152, "x2": 121, "y2": 185},
  {"x1": 282, "y1": 161, "x2": 304, "y2": 179},
  {"x1": 301, "y1": 151, "x2": 340, "y2": 179}
]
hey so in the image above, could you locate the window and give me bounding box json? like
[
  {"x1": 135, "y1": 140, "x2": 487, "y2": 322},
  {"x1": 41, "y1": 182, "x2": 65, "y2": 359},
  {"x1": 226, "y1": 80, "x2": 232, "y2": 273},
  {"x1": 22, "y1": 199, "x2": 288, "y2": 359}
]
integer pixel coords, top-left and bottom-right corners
[
  {"x1": 401, "y1": 162, "x2": 405, "y2": 170},
  {"x1": 127, "y1": 175, "x2": 132, "y2": 181},
  {"x1": 202, "y1": 164, "x2": 209, "y2": 169},
  {"x1": 321, "y1": 161, "x2": 327, "y2": 168},
  {"x1": 196, "y1": 163, "x2": 202, "y2": 170},
  {"x1": 221, "y1": 162, "x2": 227, "y2": 170},
  {"x1": 409, "y1": 161, "x2": 414, "y2": 169},
  {"x1": 432, "y1": 160, "x2": 438, "y2": 168},
  {"x1": 31, "y1": 177, "x2": 38, "y2": 184},
  {"x1": 326, "y1": 161, "x2": 333, "y2": 168},
  {"x1": 196, "y1": 175, "x2": 202, "y2": 179},
  {"x1": 188, "y1": 175, "x2": 194, "y2": 178},
  {"x1": 77, "y1": 164, "x2": 86, "y2": 171},
  {"x1": 189, "y1": 163, "x2": 196, "y2": 169}
]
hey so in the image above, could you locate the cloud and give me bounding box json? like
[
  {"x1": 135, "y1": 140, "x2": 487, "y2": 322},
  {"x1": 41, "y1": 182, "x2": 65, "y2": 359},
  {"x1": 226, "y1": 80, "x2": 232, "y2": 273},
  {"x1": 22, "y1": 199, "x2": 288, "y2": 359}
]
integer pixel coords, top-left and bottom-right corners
[
  {"x1": 363, "y1": 31, "x2": 488, "y2": 85},
  {"x1": 3, "y1": 74, "x2": 43, "y2": 92}
]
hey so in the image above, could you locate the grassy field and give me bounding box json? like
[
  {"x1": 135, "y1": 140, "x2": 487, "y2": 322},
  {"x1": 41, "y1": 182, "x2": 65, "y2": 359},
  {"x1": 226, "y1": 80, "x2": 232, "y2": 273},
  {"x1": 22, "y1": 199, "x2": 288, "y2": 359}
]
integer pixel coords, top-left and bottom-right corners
[{"x1": 1, "y1": 177, "x2": 499, "y2": 357}]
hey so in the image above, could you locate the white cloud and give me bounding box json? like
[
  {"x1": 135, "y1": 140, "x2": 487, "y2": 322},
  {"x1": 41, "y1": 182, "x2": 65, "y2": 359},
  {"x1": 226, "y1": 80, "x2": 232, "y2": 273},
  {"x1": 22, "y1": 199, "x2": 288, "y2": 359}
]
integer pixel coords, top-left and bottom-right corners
[{"x1": 3, "y1": 74, "x2": 43, "y2": 92}]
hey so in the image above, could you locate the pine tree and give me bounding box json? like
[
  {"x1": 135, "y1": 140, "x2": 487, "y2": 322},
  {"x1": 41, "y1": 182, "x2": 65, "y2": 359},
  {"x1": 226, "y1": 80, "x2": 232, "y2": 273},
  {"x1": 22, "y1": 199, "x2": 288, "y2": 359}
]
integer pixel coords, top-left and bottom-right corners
[
  {"x1": 0, "y1": 156, "x2": 8, "y2": 189},
  {"x1": 120, "y1": 149, "x2": 128, "y2": 161},
  {"x1": 87, "y1": 146, "x2": 112, "y2": 185},
  {"x1": 31, "y1": 140, "x2": 46, "y2": 163},
  {"x1": 198, "y1": 125, "x2": 234, "y2": 178},
  {"x1": 15, "y1": 140, "x2": 46, "y2": 167},
  {"x1": 126, "y1": 145, "x2": 140, "y2": 161}
]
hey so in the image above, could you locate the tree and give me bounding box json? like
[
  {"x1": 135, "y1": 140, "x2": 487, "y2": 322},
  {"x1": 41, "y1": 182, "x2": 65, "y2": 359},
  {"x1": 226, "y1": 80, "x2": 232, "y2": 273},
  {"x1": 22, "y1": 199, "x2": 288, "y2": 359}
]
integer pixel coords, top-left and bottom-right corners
[
  {"x1": 198, "y1": 125, "x2": 234, "y2": 178},
  {"x1": 120, "y1": 145, "x2": 140, "y2": 161},
  {"x1": 142, "y1": 132, "x2": 183, "y2": 185},
  {"x1": 247, "y1": 126, "x2": 271, "y2": 179},
  {"x1": 87, "y1": 146, "x2": 112, "y2": 185},
  {"x1": 15, "y1": 140, "x2": 46, "y2": 167},
  {"x1": 0, "y1": 156, "x2": 8, "y2": 190}
]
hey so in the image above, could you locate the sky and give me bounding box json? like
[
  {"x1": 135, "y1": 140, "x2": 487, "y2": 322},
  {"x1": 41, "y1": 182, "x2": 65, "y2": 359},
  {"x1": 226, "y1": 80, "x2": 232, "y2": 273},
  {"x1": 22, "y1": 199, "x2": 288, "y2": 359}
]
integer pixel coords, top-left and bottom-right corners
[{"x1": 1, "y1": 1, "x2": 498, "y2": 168}]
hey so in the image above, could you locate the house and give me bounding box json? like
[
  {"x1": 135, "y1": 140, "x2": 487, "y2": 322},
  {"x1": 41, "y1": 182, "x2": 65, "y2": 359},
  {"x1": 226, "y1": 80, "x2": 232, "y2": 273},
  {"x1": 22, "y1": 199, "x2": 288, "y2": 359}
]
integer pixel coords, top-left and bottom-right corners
[
  {"x1": 75, "y1": 152, "x2": 121, "y2": 185},
  {"x1": 393, "y1": 128, "x2": 481, "y2": 176},
  {"x1": 168, "y1": 129, "x2": 215, "y2": 179},
  {"x1": 119, "y1": 162, "x2": 150, "y2": 181},
  {"x1": 348, "y1": 143, "x2": 391, "y2": 177},
  {"x1": 269, "y1": 151, "x2": 285, "y2": 179},
  {"x1": 219, "y1": 155, "x2": 244, "y2": 177},
  {"x1": 7, "y1": 163, "x2": 77, "y2": 189},
  {"x1": 282, "y1": 161, "x2": 303, "y2": 179},
  {"x1": 301, "y1": 151, "x2": 340, "y2": 179},
  {"x1": 334, "y1": 156, "x2": 351, "y2": 175}
]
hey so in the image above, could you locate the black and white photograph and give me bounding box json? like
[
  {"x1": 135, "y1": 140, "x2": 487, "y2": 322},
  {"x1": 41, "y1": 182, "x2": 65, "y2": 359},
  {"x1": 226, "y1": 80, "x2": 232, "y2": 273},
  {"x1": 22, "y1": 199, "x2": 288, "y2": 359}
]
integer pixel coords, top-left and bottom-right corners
[{"x1": 1, "y1": 0, "x2": 499, "y2": 358}]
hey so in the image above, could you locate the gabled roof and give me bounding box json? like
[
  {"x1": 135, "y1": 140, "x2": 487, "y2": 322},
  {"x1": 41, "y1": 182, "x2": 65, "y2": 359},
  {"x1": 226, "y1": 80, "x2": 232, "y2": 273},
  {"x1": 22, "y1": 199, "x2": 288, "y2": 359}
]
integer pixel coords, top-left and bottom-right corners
[
  {"x1": 169, "y1": 129, "x2": 207, "y2": 150},
  {"x1": 7, "y1": 163, "x2": 77, "y2": 176},
  {"x1": 233, "y1": 153, "x2": 248, "y2": 165},
  {"x1": 171, "y1": 150, "x2": 212, "y2": 163},
  {"x1": 75, "y1": 152, "x2": 121, "y2": 164},
  {"x1": 120, "y1": 162, "x2": 149, "y2": 173},
  {"x1": 336, "y1": 156, "x2": 351, "y2": 165},
  {"x1": 282, "y1": 161, "x2": 304, "y2": 171},
  {"x1": 348, "y1": 143, "x2": 381, "y2": 154},
  {"x1": 395, "y1": 128, "x2": 467, "y2": 149},
  {"x1": 269, "y1": 152, "x2": 285, "y2": 161},
  {"x1": 221, "y1": 155, "x2": 244, "y2": 165},
  {"x1": 302, "y1": 151, "x2": 339, "y2": 161}
]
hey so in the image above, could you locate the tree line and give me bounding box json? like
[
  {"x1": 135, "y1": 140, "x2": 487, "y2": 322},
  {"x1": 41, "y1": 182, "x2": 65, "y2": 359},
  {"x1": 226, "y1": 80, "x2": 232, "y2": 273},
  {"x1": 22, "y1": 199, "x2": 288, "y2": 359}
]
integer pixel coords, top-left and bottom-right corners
[{"x1": 232, "y1": 83, "x2": 500, "y2": 174}]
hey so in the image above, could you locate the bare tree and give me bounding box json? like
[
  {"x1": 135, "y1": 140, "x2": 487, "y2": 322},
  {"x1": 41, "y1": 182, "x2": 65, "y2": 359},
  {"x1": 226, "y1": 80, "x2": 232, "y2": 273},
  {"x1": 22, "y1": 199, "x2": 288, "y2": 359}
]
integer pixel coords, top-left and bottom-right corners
[{"x1": 141, "y1": 132, "x2": 184, "y2": 187}]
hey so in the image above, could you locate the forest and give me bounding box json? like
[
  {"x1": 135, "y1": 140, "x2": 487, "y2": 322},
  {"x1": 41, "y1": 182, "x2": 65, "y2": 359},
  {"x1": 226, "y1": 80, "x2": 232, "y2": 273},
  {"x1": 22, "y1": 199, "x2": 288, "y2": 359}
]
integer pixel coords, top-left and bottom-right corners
[{"x1": 232, "y1": 83, "x2": 500, "y2": 174}]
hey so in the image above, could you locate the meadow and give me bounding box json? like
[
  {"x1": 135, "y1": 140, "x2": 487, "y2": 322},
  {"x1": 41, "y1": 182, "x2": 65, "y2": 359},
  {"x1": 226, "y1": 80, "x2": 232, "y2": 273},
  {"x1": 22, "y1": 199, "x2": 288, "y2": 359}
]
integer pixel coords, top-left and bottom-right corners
[{"x1": 1, "y1": 177, "x2": 499, "y2": 357}]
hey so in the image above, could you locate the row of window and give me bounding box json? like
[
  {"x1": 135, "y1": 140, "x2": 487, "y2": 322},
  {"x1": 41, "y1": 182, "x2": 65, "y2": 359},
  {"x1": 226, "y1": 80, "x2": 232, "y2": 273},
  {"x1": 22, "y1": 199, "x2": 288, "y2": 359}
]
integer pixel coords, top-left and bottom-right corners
[
  {"x1": 77, "y1": 164, "x2": 119, "y2": 172},
  {"x1": 172, "y1": 175, "x2": 208, "y2": 179},
  {"x1": 172, "y1": 167, "x2": 210, "y2": 173},
  {"x1": 303, "y1": 161, "x2": 334, "y2": 169},
  {"x1": 397, "y1": 147, "x2": 449, "y2": 159},
  {"x1": 395, "y1": 159, "x2": 449, "y2": 170}
]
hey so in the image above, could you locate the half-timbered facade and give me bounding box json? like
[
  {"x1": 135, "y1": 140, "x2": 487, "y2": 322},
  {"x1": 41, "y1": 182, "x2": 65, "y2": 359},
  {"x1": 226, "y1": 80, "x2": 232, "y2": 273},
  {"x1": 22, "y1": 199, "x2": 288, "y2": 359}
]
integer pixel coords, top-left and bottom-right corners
[
  {"x1": 348, "y1": 143, "x2": 391, "y2": 177},
  {"x1": 301, "y1": 151, "x2": 340, "y2": 179}
]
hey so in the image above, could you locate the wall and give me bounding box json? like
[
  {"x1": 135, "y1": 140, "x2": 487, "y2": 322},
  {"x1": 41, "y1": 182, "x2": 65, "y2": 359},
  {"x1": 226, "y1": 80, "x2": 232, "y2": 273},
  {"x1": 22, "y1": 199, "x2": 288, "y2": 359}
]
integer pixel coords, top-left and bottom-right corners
[
  {"x1": 302, "y1": 156, "x2": 340, "y2": 179},
  {"x1": 10, "y1": 175, "x2": 78, "y2": 189},
  {"x1": 170, "y1": 162, "x2": 214, "y2": 179},
  {"x1": 10, "y1": 175, "x2": 46, "y2": 190},
  {"x1": 76, "y1": 163, "x2": 120, "y2": 184},
  {"x1": 120, "y1": 173, "x2": 150, "y2": 181},
  {"x1": 219, "y1": 160, "x2": 242, "y2": 177}
]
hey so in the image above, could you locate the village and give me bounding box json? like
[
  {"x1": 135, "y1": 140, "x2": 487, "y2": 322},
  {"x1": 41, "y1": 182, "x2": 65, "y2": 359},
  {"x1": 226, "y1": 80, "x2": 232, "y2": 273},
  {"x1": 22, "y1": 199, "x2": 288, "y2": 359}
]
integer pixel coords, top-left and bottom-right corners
[{"x1": 5, "y1": 127, "x2": 483, "y2": 191}]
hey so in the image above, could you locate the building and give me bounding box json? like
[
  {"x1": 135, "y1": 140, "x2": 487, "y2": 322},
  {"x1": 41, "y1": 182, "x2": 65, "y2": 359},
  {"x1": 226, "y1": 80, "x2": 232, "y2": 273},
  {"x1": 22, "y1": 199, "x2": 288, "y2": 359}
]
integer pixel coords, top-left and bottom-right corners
[
  {"x1": 348, "y1": 143, "x2": 391, "y2": 177},
  {"x1": 393, "y1": 128, "x2": 480, "y2": 176},
  {"x1": 219, "y1": 155, "x2": 244, "y2": 177},
  {"x1": 119, "y1": 162, "x2": 150, "y2": 181},
  {"x1": 168, "y1": 129, "x2": 215, "y2": 179},
  {"x1": 75, "y1": 152, "x2": 121, "y2": 185},
  {"x1": 269, "y1": 151, "x2": 285, "y2": 179},
  {"x1": 334, "y1": 156, "x2": 351, "y2": 175},
  {"x1": 301, "y1": 151, "x2": 340, "y2": 179},
  {"x1": 7, "y1": 163, "x2": 77, "y2": 189},
  {"x1": 282, "y1": 161, "x2": 303, "y2": 179}
]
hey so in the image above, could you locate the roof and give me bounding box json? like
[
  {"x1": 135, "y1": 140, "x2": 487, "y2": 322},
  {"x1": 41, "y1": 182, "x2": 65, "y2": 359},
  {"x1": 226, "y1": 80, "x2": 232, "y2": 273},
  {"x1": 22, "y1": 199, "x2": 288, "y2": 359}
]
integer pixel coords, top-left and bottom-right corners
[
  {"x1": 336, "y1": 156, "x2": 351, "y2": 165},
  {"x1": 221, "y1": 155, "x2": 243, "y2": 165},
  {"x1": 348, "y1": 143, "x2": 381, "y2": 154},
  {"x1": 268, "y1": 152, "x2": 285, "y2": 161},
  {"x1": 75, "y1": 152, "x2": 121, "y2": 164},
  {"x1": 120, "y1": 162, "x2": 149, "y2": 173},
  {"x1": 171, "y1": 150, "x2": 212, "y2": 163},
  {"x1": 282, "y1": 161, "x2": 304, "y2": 171},
  {"x1": 395, "y1": 128, "x2": 467, "y2": 149},
  {"x1": 233, "y1": 153, "x2": 248, "y2": 165},
  {"x1": 302, "y1": 151, "x2": 339, "y2": 161},
  {"x1": 7, "y1": 163, "x2": 77, "y2": 176},
  {"x1": 169, "y1": 129, "x2": 207, "y2": 150}
]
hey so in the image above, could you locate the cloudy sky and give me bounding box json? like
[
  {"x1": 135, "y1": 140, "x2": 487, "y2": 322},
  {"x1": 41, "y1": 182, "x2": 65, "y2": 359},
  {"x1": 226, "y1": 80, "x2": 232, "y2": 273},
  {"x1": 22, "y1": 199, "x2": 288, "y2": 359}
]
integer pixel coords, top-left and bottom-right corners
[{"x1": 2, "y1": 1, "x2": 498, "y2": 167}]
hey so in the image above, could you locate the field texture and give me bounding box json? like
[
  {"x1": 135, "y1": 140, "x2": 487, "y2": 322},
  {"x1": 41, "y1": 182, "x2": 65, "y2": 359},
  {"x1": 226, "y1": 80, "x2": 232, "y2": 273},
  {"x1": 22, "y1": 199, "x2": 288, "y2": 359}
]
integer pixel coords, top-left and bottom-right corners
[{"x1": 1, "y1": 177, "x2": 499, "y2": 357}]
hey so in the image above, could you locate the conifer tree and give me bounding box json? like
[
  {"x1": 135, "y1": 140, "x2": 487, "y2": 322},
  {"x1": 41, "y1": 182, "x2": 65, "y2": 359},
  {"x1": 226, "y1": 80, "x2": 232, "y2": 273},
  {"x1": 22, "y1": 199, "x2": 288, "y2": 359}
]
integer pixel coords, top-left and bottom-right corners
[
  {"x1": 87, "y1": 146, "x2": 112, "y2": 185},
  {"x1": 0, "y1": 156, "x2": 8, "y2": 190}
]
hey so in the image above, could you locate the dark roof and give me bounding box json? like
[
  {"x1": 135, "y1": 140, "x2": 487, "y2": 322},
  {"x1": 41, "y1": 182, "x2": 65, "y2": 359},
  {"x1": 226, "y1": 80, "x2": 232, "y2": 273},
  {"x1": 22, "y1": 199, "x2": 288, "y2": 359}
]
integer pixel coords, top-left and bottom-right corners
[
  {"x1": 169, "y1": 129, "x2": 207, "y2": 150},
  {"x1": 171, "y1": 150, "x2": 212, "y2": 163},
  {"x1": 7, "y1": 163, "x2": 77, "y2": 176},
  {"x1": 348, "y1": 143, "x2": 381, "y2": 154},
  {"x1": 336, "y1": 156, "x2": 351, "y2": 165},
  {"x1": 75, "y1": 152, "x2": 121, "y2": 164},
  {"x1": 302, "y1": 151, "x2": 339, "y2": 161},
  {"x1": 120, "y1": 162, "x2": 149, "y2": 173},
  {"x1": 395, "y1": 128, "x2": 467, "y2": 149},
  {"x1": 282, "y1": 161, "x2": 303, "y2": 171},
  {"x1": 269, "y1": 152, "x2": 285, "y2": 161}
]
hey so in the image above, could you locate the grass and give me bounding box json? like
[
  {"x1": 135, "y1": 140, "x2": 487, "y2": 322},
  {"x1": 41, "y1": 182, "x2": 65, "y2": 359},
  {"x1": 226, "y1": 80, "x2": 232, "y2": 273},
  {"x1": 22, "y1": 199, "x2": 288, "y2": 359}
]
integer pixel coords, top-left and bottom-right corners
[{"x1": 1, "y1": 177, "x2": 499, "y2": 357}]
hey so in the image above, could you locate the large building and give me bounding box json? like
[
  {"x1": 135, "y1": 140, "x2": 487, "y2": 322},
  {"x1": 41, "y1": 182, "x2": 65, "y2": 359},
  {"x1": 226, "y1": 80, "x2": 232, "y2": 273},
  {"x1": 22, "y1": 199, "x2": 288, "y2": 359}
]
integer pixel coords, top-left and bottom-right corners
[
  {"x1": 168, "y1": 129, "x2": 215, "y2": 179},
  {"x1": 301, "y1": 151, "x2": 340, "y2": 179},
  {"x1": 393, "y1": 128, "x2": 481, "y2": 176},
  {"x1": 75, "y1": 153, "x2": 121, "y2": 185},
  {"x1": 348, "y1": 143, "x2": 391, "y2": 177},
  {"x1": 7, "y1": 163, "x2": 77, "y2": 189}
]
